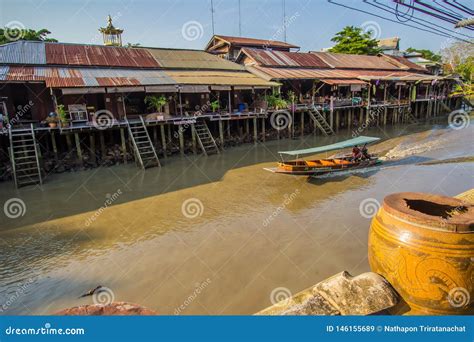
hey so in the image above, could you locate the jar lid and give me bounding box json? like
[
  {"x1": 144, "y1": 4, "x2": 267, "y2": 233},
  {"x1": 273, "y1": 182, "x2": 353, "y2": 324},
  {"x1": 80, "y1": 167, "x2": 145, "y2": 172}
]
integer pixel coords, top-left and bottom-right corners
[{"x1": 383, "y1": 192, "x2": 474, "y2": 232}]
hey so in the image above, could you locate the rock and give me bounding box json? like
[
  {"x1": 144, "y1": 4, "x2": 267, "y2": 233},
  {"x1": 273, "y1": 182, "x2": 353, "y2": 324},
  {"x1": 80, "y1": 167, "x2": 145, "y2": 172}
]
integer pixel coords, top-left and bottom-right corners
[{"x1": 55, "y1": 302, "x2": 158, "y2": 316}]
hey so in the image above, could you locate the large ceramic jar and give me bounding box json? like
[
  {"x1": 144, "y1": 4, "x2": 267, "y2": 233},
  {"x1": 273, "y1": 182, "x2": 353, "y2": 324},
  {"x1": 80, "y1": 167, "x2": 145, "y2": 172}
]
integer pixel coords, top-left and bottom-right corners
[{"x1": 368, "y1": 192, "x2": 473, "y2": 315}]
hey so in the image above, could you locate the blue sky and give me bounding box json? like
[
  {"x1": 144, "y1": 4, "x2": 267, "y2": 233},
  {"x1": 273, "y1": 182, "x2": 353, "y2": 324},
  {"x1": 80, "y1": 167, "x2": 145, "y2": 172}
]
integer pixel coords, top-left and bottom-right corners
[{"x1": 0, "y1": 0, "x2": 461, "y2": 52}]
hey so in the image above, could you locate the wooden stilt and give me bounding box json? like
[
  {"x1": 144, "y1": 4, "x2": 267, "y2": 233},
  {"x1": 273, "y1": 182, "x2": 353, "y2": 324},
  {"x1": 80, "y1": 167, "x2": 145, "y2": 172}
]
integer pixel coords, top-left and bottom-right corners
[
  {"x1": 300, "y1": 112, "x2": 304, "y2": 137},
  {"x1": 227, "y1": 120, "x2": 231, "y2": 139},
  {"x1": 74, "y1": 133, "x2": 83, "y2": 166},
  {"x1": 335, "y1": 110, "x2": 340, "y2": 132},
  {"x1": 160, "y1": 125, "x2": 167, "y2": 158},
  {"x1": 261, "y1": 118, "x2": 265, "y2": 142},
  {"x1": 178, "y1": 125, "x2": 184, "y2": 155},
  {"x1": 245, "y1": 119, "x2": 250, "y2": 139},
  {"x1": 89, "y1": 133, "x2": 96, "y2": 165},
  {"x1": 120, "y1": 128, "x2": 127, "y2": 163},
  {"x1": 253, "y1": 117, "x2": 258, "y2": 143},
  {"x1": 219, "y1": 120, "x2": 224, "y2": 146},
  {"x1": 66, "y1": 134, "x2": 73, "y2": 152},
  {"x1": 99, "y1": 131, "x2": 106, "y2": 160},
  {"x1": 51, "y1": 131, "x2": 58, "y2": 161},
  {"x1": 191, "y1": 123, "x2": 197, "y2": 154}
]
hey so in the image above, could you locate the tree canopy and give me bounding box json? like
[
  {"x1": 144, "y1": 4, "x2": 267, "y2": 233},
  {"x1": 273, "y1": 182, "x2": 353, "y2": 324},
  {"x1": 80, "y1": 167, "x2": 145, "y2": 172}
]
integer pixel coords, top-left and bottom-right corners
[
  {"x1": 406, "y1": 47, "x2": 441, "y2": 62},
  {"x1": 0, "y1": 28, "x2": 57, "y2": 45},
  {"x1": 441, "y1": 40, "x2": 473, "y2": 82},
  {"x1": 329, "y1": 26, "x2": 381, "y2": 55}
]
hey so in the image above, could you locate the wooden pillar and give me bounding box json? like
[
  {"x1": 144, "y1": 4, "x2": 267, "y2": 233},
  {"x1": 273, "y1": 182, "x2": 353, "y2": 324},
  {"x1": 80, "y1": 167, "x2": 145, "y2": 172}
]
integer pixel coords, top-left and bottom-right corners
[
  {"x1": 99, "y1": 131, "x2": 106, "y2": 159},
  {"x1": 178, "y1": 125, "x2": 184, "y2": 155},
  {"x1": 74, "y1": 133, "x2": 83, "y2": 166},
  {"x1": 89, "y1": 133, "x2": 96, "y2": 165},
  {"x1": 359, "y1": 107, "x2": 363, "y2": 125},
  {"x1": 300, "y1": 112, "x2": 304, "y2": 137},
  {"x1": 120, "y1": 128, "x2": 127, "y2": 163},
  {"x1": 66, "y1": 134, "x2": 73, "y2": 151},
  {"x1": 245, "y1": 119, "x2": 250, "y2": 138},
  {"x1": 348, "y1": 109, "x2": 352, "y2": 129},
  {"x1": 167, "y1": 125, "x2": 172, "y2": 143},
  {"x1": 51, "y1": 131, "x2": 58, "y2": 161},
  {"x1": 160, "y1": 125, "x2": 167, "y2": 158},
  {"x1": 383, "y1": 83, "x2": 388, "y2": 126},
  {"x1": 227, "y1": 120, "x2": 231, "y2": 139},
  {"x1": 219, "y1": 120, "x2": 224, "y2": 147},
  {"x1": 153, "y1": 126, "x2": 158, "y2": 146},
  {"x1": 335, "y1": 110, "x2": 340, "y2": 132},
  {"x1": 253, "y1": 117, "x2": 258, "y2": 143},
  {"x1": 191, "y1": 123, "x2": 197, "y2": 154},
  {"x1": 261, "y1": 118, "x2": 265, "y2": 142}
]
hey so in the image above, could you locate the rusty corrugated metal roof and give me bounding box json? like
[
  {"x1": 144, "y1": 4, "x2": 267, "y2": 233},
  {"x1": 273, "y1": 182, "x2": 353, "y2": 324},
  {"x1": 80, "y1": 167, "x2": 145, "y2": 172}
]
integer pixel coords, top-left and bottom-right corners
[
  {"x1": 247, "y1": 65, "x2": 434, "y2": 82},
  {"x1": 145, "y1": 48, "x2": 243, "y2": 70},
  {"x1": 0, "y1": 66, "x2": 175, "y2": 87},
  {"x1": 381, "y1": 54, "x2": 427, "y2": 72},
  {"x1": 239, "y1": 48, "x2": 329, "y2": 68},
  {"x1": 310, "y1": 52, "x2": 399, "y2": 70},
  {"x1": 45, "y1": 43, "x2": 160, "y2": 68},
  {"x1": 212, "y1": 35, "x2": 299, "y2": 49}
]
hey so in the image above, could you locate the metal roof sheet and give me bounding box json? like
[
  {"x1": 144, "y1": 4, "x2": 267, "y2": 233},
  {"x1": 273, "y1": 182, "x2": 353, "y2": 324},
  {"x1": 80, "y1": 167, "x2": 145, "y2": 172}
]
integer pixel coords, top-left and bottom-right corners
[
  {"x1": 212, "y1": 35, "x2": 299, "y2": 49},
  {"x1": 165, "y1": 70, "x2": 279, "y2": 87},
  {"x1": 247, "y1": 65, "x2": 435, "y2": 82},
  {"x1": 0, "y1": 41, "x2": 46, "y2": 65},
  {"x1": 145, "y1": 48, "x2": 244, "y2": 70},
  {"x1": 45, "y1": 43, "x2": 160, "y2": 68},
  {"x1": 240, "y1": 48, "x2": 329, "y2": 68},
  {"x1": 0, "y1": 66, "x2": 175, "y2": 88},
  {"x1": 310, "y1": 52, "x2": 400, "y2": 70}
]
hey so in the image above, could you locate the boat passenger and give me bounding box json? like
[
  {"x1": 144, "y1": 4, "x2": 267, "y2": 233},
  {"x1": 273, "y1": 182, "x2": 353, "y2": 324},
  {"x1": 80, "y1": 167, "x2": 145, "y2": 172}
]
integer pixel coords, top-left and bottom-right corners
[
  {"x1": 352, "y1": 145, "x2": 362, "y2": 161},
  {"x1": 361, "y1": 144, "x2": 370, "y2": 160}
]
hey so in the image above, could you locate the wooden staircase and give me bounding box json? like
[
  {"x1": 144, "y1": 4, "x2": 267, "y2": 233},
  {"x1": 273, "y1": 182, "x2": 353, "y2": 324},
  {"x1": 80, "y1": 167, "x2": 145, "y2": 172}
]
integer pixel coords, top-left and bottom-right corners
[
  {"x1": 126, "y1": 116, "x2": 160, "y2": 169},
  {"x1": 9, "y1": 124, "x2": 42, "y2": 188},
  {"x1": 399, "y1": 106, "x2": 418, "y2": 124},
  {"x1": 307, "y1": 106, "x2": 334, "y2": 136},
  {"x1": 193, "y1": 120, "x2": 219, "y2": 155}
]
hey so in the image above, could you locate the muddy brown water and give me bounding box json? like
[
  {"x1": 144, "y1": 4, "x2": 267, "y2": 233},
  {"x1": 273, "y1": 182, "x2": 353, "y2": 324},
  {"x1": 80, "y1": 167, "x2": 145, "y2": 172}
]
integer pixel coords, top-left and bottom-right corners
[{"x1": 0, "y1": 120, "x2": 472, "y2": 315}]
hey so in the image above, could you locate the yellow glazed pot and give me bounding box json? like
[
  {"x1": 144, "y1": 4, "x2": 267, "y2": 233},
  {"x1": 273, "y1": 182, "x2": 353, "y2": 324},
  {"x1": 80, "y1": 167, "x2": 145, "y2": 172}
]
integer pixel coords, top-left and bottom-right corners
[{"x1": 368, "y1": 192, "x2": 474, "y2": 315}]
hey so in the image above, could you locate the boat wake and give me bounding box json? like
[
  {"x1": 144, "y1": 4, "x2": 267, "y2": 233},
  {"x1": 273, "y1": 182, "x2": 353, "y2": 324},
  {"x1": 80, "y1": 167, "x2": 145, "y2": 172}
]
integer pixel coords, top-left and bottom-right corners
[{"x1": 383, "y1": 132, "x2": 448, "y2": 160}]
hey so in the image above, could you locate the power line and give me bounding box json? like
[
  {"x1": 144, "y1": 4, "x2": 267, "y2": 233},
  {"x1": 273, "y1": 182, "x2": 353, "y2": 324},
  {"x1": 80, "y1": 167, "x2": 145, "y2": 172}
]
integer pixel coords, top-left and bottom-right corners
[
  {"x1": 369, "y1": 0, "x2": 472, "y2": 39},
  {"x1": 327, "y1": 0, "x2": 472, "y2": 42},
  {"x1": 210, "y1": 0, "x2": 215, "y2": 35}
]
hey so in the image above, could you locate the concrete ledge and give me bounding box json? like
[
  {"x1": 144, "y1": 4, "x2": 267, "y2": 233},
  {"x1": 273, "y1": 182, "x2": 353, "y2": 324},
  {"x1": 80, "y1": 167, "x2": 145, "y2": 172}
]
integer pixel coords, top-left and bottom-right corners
[{"x1": 256, "y1": 271, "x2": 399, "y2": 315}]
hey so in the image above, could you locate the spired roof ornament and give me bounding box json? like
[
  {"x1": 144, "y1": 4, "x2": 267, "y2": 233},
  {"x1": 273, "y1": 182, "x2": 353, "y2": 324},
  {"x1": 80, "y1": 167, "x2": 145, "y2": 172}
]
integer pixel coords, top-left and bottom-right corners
[{"x1": 99, "y1": 15, "x2": 123, "y2": 47}]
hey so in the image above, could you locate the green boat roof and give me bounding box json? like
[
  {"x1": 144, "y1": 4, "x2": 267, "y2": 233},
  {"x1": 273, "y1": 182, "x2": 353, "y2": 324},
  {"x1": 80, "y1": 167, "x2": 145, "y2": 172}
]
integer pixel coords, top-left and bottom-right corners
[{"x1": 278, "y1": 136, "x2": 381, "y2": 156}]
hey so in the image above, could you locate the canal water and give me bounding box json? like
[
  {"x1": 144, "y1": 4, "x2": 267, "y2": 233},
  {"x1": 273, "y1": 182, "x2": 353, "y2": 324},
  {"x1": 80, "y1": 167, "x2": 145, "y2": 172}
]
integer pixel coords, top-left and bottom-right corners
[{"x1": 0, "y1": 119, "x2": 472, "y2": 314}]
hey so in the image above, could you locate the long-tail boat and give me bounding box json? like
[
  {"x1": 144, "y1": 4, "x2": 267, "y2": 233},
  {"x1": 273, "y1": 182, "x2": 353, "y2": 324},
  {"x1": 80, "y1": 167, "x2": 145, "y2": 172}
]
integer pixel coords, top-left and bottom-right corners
[{"x1": 265, "y1": 136, "x2": 382, "y2": 176}]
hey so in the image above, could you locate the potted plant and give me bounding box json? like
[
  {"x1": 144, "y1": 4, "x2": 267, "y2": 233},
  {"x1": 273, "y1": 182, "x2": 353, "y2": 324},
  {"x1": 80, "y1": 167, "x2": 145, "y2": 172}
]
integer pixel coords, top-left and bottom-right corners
[
  {"x1": 210, "y1": 100, "x2": 220, "y2": 113},
  {"x1": 266, "y1": 94, "x2": 288, "y2": 110},
  {"x1": 287, "y1": 91, "x2": 297, "y2": 111},
  {"x1": 46, "y1": 113, "x2": 59, "y2": 128},
  {"x1": 144, "y1": 95, "x2": 167, "y2": 120},
  {"x1": 57, "y1": 104, "x2": 69, "y2": 127}
]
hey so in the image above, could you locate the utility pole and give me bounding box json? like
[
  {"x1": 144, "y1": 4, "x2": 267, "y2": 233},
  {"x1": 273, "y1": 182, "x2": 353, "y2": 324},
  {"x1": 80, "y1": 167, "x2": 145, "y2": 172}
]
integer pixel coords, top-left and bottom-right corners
[{"x1": 211, "y1": 0, "x2": 215, "y2": 35}]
